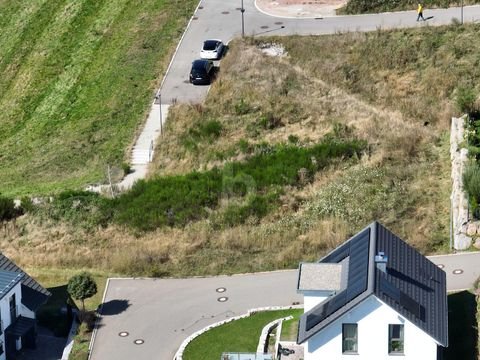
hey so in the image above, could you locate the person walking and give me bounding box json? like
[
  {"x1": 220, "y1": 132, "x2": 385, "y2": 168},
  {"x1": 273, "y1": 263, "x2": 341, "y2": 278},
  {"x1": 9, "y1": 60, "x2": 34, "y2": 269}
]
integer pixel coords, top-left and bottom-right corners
[{"x1": 417, "y1": 3, "x2": 425, "y2": 21}]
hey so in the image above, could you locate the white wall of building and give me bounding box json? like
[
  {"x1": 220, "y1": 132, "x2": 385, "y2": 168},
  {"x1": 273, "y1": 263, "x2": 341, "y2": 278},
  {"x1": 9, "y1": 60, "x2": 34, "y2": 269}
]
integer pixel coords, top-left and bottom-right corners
[
  {"x1": 301, "y1": 290, "x2": 333, "y2": 312},
  {"x1": 0, "y1": 282, "x2": 23, "y2": 360},
  {"x1": 305, "y1": 295, "x2": 438, "y2": 360}
]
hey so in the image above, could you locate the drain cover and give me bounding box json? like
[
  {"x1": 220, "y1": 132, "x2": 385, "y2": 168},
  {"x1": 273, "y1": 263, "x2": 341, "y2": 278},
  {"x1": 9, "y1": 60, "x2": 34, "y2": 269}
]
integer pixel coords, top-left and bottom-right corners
[
  {"x1": 221, "y1": 11, "x2": 229, "y2": 14},
  {"x1": 198, "y1": 6, "x2": 204, "y2": 9},
  {"x1": 134, "y1": 339, "x2": 145, "y2": 345},
  {"x1": 192, "y1": 16, "x2": 198, "y2": 20},
  {"x1": 118, "y1": 331, "x2": 129, "y2": 337},
  {"x1": 260, "y1": 25, "x2": 269, "y2": 29},
  {"x1": 216, "y1": 287, "x2": 226, "y2": 293},
  {"x1": 274, "y1": 21, "x2": 283, "y2": 25},
  {"x1": 453, "y1": 269, "x2": 464, "y2": 275},
  {"x1": 217, "y1": 296, "x2": 228, "y2": 302}
]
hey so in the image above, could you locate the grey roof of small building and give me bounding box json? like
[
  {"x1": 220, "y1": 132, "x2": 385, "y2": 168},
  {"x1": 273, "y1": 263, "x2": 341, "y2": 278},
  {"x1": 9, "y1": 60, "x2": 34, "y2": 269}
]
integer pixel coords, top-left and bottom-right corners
[
  {"x1": 297, "y1": 221, "x2": 448, "y2": 347},
  {"x1": 0, "y1": 271, "x2": 23, "y2": 300},
  {"x1": 297, "y1": 263, "x2": 343, "y2": 291},
  {"x1": 0, "y1": 253, "x2": 51, "y2": 311}
]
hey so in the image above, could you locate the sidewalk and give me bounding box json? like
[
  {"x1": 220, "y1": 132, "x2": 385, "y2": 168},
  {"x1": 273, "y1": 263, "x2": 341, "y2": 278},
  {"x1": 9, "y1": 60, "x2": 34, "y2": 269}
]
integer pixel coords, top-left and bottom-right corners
[{"x1": 255, "y1": 0, "x2": 347, "y2": 18}]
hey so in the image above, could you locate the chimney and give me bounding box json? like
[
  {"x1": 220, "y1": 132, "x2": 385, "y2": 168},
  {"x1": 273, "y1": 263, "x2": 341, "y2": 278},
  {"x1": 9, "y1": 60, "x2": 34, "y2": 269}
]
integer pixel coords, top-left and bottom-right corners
[{"x1": 374, "y1": 251, "x2": 388, "y2": 273}]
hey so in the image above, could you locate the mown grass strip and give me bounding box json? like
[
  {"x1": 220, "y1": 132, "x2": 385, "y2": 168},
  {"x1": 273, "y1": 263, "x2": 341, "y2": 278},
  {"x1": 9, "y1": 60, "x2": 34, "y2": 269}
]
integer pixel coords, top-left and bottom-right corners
[{"x1": 183, "y1": 309, "x2": 303, "y2": 360}]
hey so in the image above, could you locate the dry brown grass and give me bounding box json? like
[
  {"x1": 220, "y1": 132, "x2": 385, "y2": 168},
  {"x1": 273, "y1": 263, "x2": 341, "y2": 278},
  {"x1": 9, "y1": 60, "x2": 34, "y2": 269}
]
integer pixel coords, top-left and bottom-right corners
[{"x1": 4, "y1": 27, "x2": 459, "y2": 276}]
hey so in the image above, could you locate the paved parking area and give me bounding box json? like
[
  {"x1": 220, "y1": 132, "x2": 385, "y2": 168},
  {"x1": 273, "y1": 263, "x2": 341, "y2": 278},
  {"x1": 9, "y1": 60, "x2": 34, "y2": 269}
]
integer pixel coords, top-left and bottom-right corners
[{"x1": 90, "y1": 271, "x2": 302, "y2": 360}]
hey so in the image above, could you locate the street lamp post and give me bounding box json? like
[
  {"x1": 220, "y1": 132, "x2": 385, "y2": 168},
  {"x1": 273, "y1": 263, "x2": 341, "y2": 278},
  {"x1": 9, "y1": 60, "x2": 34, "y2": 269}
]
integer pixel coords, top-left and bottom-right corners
[
  {"x1": 155, "y1": 93, "x2": 163, "y2": 135},
  {"x1": 461, "y1": 0, "x2": 464, "y2": 24},
  {"x1": 241, "y1": 0, "x2": 245, "y2": 37}
]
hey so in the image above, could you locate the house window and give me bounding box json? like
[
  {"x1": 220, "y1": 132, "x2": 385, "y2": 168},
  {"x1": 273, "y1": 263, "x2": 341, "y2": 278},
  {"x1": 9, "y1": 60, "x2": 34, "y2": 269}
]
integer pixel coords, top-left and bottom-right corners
[
  {"x1": 388, "y1": 324, "x2": 404, "y2": 354},
  {"x1": 342, "y1": 323, "x2": 358, "y2": 354}
]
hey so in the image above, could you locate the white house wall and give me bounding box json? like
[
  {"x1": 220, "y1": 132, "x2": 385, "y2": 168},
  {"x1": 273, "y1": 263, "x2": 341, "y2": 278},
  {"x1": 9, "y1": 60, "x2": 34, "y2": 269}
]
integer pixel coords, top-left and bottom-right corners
[
  {"x1": 0, "y1": 282, "x2": 23, "y2": 360},
  {"x1": 302, "y1": 290, "x2": 332, "y2": 312},
  {"x1": 305, "y1": 295, "x2": 438, "y2": 360}
]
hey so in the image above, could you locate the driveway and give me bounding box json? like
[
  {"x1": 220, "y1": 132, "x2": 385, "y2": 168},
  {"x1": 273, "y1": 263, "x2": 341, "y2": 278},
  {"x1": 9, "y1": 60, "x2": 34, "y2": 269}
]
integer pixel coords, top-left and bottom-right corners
[
  {"x1": 16, "y1": 326, "x2": 66, "y2": 360},
  {"x1": 89, "y1": 271, "x2": 302, "y2": 360}
]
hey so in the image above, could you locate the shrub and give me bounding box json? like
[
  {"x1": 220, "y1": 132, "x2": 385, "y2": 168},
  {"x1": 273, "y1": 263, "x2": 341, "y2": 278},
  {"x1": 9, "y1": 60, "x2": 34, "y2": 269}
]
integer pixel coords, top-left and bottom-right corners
[
  {"x1": 456, "y1": 86, "x2": 477, "y2": 115},
  {"x1": 108, "y1": 139, "x2": 365, "y2": 231},
  {"x1": 67, "y1": 272, "x2": 98, "y2": 312},
  {"x1": 463, "y1": 163, "x2": 480, "y2": 216},
  {"x1": 234, "y1": 98, "x2": 251, "y2": 115},
  {"x1": 0, "y1": 196, "x2": 17, "y2": 222}
]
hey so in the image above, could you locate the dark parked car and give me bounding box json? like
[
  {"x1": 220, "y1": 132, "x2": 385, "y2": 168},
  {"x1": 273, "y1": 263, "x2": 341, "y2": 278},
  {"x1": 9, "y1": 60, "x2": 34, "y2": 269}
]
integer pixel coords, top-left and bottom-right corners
[{"x1": 189, "y1": 59, "x2": 214, "y2": 85}]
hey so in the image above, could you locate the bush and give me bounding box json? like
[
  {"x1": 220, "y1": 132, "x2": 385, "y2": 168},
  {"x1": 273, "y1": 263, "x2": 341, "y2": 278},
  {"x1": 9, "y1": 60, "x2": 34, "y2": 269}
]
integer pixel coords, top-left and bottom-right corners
[
  {"x1": 108, "y1": 139, "x2": 365, "y2": 231},
  {"x1": 0, "y1": 196, "x2": 19, "y2": 222},
  {"x1": 463, "y1": 163, "x2": 480, "y2": 216},
  {"x1": 456, "y1": 86, "x2": 477, "y2": 115}
]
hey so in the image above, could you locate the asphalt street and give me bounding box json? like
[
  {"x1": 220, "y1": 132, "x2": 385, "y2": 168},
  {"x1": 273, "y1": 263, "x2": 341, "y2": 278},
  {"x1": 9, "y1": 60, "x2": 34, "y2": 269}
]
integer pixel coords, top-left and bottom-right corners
[
  {"x1": 89, "y1": 252, "x2": 480, "y2": 360},
  {"x1": 89, "y1": 271, "x2": 302, "y2": 360},
  {"x1": 160, "y1": 1, "x2": 480, "y2": 104}
]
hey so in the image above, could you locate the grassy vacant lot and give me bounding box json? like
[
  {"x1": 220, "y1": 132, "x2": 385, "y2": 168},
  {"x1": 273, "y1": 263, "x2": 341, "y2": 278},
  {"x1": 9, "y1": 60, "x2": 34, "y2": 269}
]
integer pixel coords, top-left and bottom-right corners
[
  {"x1": 0, "y1": 0, "x2": 197, "y2": 196},
  {"x1": 342, "y1": 0, "x2": 479, "y2": 14},
  {"x1": 6, "y1": 23, "x2": 480, "y2": 277},
  {"x1": 183, "y1": 309, "x2": 302, "y2": 360}
]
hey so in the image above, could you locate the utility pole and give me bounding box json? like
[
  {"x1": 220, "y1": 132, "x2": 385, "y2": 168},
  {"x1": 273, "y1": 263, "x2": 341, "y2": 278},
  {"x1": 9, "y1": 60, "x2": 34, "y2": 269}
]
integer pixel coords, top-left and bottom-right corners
[{"x1": 241, "y1": 0, "x2": 245, "y2": 37}]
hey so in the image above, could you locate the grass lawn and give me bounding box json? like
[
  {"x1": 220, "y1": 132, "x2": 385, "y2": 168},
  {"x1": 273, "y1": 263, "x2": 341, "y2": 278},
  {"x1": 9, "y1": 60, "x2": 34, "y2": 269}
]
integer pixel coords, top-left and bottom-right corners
[
  {"x1": 443, "y1": 291, "x2": 478, "y2": 360},
  {"x1": 183, "y1": 309, "x2": 303, "y2": 360},
  {"x1": 0, "y1": 0, "x2": 197, "y2": 196},
  {"x1": 280, "y1": 312, "x2": 301, "y2": 341}
]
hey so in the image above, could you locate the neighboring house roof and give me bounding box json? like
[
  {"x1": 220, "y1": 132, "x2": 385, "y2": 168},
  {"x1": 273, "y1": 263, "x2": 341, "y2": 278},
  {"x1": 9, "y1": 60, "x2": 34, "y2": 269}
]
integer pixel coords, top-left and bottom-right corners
[
  {"x1": 297, "y1": 221, "x2": 448, "y2": 347},
  {"x1": 0, "y1": 271, "x2": 23, "y2": 300},
  {"x1": 0, "y1": 253, "x2": 51, "y2": 312}
]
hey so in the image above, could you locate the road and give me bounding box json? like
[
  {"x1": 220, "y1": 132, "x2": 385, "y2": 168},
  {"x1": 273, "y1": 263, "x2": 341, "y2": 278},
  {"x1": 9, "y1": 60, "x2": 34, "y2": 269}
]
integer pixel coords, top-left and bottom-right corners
[
  {"x1": 160, "y1": 1, "x2": 480, "y2": 104},
  {"x1": 89, "y1": 271, "x2": 302, "y2": 360},
  {"x1": 89, "y1": 252, "x2": 480, "y2": 360}
]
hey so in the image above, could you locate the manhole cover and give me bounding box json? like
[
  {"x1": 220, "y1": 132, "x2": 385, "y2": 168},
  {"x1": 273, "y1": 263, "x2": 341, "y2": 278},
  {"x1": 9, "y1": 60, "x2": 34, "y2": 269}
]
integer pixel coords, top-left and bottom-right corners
[
  {"x1": 274, "y1": 21, "x2": 283, "y2": 25},
  {"x1": 199, "y1": 6, "x2": 204, "y2": 9},
  {"x1": 217, "y1": 296, "x2": 228, "y2": 302},
  {"x1": 216, "y1": 287, "x2": 226, "y2": 293},
  {"x1": 192, "y1": 16, "x2": 198, "y2": 20},
  {"x1": 236, "y1": 7, "x2": 242, "y2": 10},
  {"x1": 118, "y1": 331, "x2": 129, "y2": 337},
  {"x1": 260, "y1": 25, "x2": 269, "y2": 29},
  {"x1": 437, "y1": 264, "x2": 445, "y2": 269},
  {"x1": 453, "y1": 269, "x2": 464, "y2": 275},
  {"x1": 222, "y1": 11, "x2": 229, "y2": 14},
  {"x1": 134, "y1": 339, "x2": 145, "y2": 345}
]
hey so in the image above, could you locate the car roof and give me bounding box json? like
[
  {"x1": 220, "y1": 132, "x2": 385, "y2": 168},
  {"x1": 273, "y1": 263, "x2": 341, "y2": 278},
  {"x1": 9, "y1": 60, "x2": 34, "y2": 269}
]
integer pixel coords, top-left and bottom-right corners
[{"x1": 192, "y1": 59, "x2": 210, "y2": 69}]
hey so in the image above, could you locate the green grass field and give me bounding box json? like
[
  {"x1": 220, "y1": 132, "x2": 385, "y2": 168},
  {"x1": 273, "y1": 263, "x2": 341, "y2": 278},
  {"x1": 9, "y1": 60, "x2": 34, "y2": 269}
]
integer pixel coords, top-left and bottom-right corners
[
  {"x1": 183, "y1": 309, "x2": 302, "y2": 360},
  {"x1": 0, "y1": 0, "x2": 196, "y2": 196}
]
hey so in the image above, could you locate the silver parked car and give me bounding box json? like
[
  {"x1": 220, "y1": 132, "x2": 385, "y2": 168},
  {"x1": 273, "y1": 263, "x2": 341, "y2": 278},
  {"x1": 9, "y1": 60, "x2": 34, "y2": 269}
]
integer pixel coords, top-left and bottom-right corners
[{"x1": 200, "y1": 39, "x2": 225, "y2": 60}]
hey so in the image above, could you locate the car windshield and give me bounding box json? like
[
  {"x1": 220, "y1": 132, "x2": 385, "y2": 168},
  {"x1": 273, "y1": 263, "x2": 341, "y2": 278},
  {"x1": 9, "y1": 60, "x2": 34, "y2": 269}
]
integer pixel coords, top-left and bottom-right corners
[{"x1": 203, "y1": 40, "x2": 219, "y2": 51}]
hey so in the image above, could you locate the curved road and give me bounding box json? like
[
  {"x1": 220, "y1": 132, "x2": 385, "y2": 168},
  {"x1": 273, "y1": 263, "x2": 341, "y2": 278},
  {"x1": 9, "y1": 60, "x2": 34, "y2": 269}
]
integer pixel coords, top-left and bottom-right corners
[{"x1": 89, "y1": 252, "x2": 480, "y2": 360}]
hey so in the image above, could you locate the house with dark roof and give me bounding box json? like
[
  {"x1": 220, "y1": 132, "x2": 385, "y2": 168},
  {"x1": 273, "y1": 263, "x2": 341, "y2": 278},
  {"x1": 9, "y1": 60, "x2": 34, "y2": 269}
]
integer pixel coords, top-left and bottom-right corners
[
  {"x1": 297, "y1": 222, "x2": 448, "y2": 359},
  {"x1": 0, "y1": 253, "x2": 51, "y2": 360}
]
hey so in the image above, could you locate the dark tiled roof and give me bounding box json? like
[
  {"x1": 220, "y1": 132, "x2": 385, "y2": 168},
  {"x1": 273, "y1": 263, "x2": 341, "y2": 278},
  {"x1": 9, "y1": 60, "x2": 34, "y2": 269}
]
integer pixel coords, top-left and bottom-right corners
[
  {"x1": 0, "y1": 271, "x2": 22, "y2": 299},
  {"x1": 0, "y1": 253, "x2": 51, "y2": 311},
  {"x1": 297, "y1": 221, "x2": 448, "y2": 347}
]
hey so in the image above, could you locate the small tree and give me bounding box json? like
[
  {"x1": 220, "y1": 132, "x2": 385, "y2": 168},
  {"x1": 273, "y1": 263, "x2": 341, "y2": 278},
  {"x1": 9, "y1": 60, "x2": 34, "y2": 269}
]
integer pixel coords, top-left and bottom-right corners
[{"x1": 67, "y1": 272, "x2": 97, "y2": 312}]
